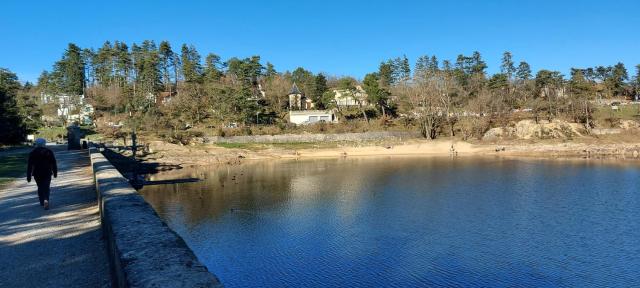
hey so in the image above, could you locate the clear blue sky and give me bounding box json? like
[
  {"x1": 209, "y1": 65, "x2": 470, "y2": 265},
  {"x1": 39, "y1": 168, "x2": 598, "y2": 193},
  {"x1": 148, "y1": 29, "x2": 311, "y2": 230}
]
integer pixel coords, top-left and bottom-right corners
[{"x1": 1, "y1": 0, "x2": 639, "y2": 83}]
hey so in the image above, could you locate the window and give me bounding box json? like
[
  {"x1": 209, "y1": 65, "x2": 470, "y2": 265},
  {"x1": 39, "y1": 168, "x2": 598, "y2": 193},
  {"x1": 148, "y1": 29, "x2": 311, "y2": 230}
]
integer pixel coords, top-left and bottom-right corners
[{"x1": 309, "y1": 116, "x2": 319, "y2": 122}]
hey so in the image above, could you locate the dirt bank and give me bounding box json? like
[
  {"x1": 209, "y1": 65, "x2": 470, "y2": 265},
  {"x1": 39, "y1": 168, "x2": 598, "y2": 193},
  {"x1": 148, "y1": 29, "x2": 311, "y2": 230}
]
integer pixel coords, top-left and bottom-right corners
[{"x1": 109, "y1": 136, "x2": 640, "y2": 173}]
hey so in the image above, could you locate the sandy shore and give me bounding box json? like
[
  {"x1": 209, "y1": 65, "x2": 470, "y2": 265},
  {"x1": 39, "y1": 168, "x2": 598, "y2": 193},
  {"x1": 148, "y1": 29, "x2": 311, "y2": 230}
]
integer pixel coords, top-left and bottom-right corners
[
  {"x1": 129, "y1": 138, "x2": 640, "y2": 169},
  {"x1": 274, "y1": 140, "x2": 489, "y2": 158}
]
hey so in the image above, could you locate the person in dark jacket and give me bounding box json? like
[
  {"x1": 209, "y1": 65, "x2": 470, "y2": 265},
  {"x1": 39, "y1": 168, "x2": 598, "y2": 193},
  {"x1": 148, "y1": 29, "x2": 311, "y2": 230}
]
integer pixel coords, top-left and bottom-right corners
[{"x1": 27, "y1": 138, "x2": 57, "y2": 210}]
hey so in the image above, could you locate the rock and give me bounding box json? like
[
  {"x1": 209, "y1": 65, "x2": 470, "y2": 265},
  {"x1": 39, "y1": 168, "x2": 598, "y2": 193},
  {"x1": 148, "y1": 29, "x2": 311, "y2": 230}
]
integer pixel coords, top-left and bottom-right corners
[
  {"x1": 483, "y1": 119, "x2": 585, "y2": 141},
  {"x1": 482, "y1": 127, "x2": 506, "y2": 141},
  {"x1": 619, "y1": 120, "x2": 640, "y2": 130}
]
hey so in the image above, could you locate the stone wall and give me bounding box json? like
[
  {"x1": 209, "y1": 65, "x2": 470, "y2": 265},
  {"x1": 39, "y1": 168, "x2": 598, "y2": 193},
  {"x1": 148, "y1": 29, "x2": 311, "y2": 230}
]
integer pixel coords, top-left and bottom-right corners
[
  {"x1": 90, "y1": 148, "x2": 223, "y2": 288},
  {"x1": 205, "y1": 131, "x2": 420, "y2": 144}
]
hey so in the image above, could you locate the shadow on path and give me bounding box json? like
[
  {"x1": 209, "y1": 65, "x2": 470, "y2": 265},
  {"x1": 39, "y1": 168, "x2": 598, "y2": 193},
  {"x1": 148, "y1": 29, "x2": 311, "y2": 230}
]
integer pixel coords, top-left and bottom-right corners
[{"x1": 0, "y1": 149, "x2": 110, "y2": 287}]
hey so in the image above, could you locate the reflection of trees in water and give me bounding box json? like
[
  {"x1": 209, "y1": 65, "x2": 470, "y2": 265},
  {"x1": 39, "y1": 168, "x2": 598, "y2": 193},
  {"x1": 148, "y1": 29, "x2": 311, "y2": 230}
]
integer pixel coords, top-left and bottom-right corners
[
  {"x1": 140, "y1": 158, "x2": 409, "y2": 228},
  {"x1": 141, "y1": 157, "x2": 533, "y2": 229}
]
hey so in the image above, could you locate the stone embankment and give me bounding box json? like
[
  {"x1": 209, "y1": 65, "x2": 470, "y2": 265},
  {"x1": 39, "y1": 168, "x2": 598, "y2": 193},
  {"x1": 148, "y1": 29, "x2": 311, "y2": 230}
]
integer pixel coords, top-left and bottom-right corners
[
  {"x1": 204, "y1": 131, "x2": 419, "y2": 144},
  {"x1": 91, "y1": 148, "x2": 222, "y2": 287}
]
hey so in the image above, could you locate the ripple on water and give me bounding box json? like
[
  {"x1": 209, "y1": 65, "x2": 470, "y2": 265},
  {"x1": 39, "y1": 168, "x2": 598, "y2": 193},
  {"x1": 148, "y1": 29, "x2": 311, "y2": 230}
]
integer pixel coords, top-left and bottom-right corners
[{"x1": 140, "y1": 157, "x2": 640, "y2": 288}]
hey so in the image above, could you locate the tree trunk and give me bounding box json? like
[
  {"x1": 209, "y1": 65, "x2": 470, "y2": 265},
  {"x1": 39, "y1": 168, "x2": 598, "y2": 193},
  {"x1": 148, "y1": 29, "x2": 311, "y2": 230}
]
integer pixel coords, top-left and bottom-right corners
[{"x1": 358, "y1": 102, "x2": 369, "y2": 123}]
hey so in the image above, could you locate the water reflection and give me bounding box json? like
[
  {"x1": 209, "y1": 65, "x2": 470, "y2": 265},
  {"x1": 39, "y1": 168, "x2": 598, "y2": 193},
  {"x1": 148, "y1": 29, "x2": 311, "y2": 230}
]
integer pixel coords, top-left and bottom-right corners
[{"x1": 140, "y1": 156, "x2": 640, "y2": 287}]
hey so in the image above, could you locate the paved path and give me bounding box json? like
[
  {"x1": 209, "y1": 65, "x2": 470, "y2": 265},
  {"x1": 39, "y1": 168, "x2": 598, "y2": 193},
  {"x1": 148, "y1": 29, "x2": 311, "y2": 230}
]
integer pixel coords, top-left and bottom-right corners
[{"x1": 0, "y1": 148, "x2": 110, "y2": 287}]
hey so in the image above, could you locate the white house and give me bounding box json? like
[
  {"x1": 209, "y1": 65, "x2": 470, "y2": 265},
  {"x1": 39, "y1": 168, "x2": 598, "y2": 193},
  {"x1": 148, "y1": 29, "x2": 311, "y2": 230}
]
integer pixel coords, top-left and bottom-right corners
[
  {"x1": 285, "y1": 83, "x2": 337, "y2": 125},
  {"x1": 289, "y1": 110, "x2": 337, "y2": 125},
  {"x1": 41, "y1": 93, "x2": 94, "y2": 125},
  {"x1": 333, "y1": 85, "x2": 369, "y2": 107}
]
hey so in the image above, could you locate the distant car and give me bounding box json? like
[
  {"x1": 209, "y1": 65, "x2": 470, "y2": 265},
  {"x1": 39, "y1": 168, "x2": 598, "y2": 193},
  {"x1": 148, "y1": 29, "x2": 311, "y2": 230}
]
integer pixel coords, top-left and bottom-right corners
[{"x1": 611, "y1": 102, "x2": 620, "y2": 111}]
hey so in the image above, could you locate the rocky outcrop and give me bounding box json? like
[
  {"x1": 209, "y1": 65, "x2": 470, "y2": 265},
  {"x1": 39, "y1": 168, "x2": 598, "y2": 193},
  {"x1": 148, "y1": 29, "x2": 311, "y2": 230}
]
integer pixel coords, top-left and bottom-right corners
[
  {"x1": 619, "y1": 120, "x2": 640, "y2": 130},
  {"x1": 483, "y1": 120, "x2": 586, "y2": 141}
]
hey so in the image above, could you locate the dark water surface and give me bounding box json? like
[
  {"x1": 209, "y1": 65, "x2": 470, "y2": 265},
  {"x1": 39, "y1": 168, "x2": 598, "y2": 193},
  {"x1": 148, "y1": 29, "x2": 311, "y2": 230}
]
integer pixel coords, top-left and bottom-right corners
[{"x1": 140, "y1": 157, "x2": 640, "y2": 287}]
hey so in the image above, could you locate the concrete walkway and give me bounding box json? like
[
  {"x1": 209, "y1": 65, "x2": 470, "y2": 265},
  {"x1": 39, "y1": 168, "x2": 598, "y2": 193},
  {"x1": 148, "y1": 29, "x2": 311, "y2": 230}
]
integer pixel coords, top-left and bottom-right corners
[{"x1": 0, "y1": 148, "x2": 110, "y2": 287}]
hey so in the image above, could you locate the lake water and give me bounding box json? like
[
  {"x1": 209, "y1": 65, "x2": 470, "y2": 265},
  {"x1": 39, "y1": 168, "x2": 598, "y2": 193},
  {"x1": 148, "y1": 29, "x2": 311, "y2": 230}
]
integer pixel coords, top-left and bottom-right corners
[{"x1": 139, "y1": 156, "x2": 640, "y2": 287}]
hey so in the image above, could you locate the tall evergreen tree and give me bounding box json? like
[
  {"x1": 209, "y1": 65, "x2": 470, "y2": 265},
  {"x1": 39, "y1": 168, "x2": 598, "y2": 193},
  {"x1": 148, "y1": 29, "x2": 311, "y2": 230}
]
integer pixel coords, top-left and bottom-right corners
[
  {"x1": 53, "y1": 43, "x2": 85, "y2": 95},
  {"x1": 414, "y1": 55, "x2": 429, "y2": 79},
  {"x1": 363, "y1": 72, "x2": 390, "y2": 116},
  {"x1": 516, "y1": 61, "x2": 532, "y2": 81},
  {"x1": 180, "y1": 44, "x2": 203, "y2": 83},
  {"x1": 113, "y1": 41, "x2": 131, "y2": 87},
  {"x1": 158, "y1": 41, "x2": 175, "y2": 91},
  {"x1": 0, "y1": 68, "x2": 27, "y2": 143},
  {"x1": 428, "y1": 56, "x2": 439, "y2": 73},
  {"x1": 265, "y1": 62, "x2": 277, "y2": 77},
  {"x1": 610, "y1": 62, "x2": 628, "y2": 96},
  {"x1": 93, "y1": 41, "x2": 114, "y2": 87},
  {"x1": 441, "y1": 60, "x2": 452, "y2": 72},
  {"x1": 400, "y1": 55, "x2": 411, "y2": 82},
  {"x1": 569, "y1": 69, "x2": 594, "y2": 126},
  {"x1": 16, "y1": 82, "x2": 42, "y2": 133},
  {"x1": 378, "y1": 61, "x2": 393, "y2": 88},
  {"x1": 204, "y1": 53, "x2": 223, "y2": 82},
  {"x1": 500, "y1": 51, "x2": 516, "y2": 80},
  {"x1": 310, "y1": 74, "x2": 328, "y2": 109},
  {"x1": 138, "y1": 40, "x2": 161, "y2": 94},
  {"x1": 469, "y1": 51, "x2": 487, "y2": 76}
]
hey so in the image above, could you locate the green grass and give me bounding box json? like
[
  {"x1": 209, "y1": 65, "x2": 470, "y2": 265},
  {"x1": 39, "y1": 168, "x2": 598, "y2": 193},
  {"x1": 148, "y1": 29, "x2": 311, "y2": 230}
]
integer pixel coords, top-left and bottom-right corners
[
  {"x1": 594, "y1": 104, "x2": 640, "y2": 122},
  {"x1": 214, "y1": 142, "x2": 335, "y2": 150},
  {"x1": 213, "y1": 140, "x2": 403, "y2": 151},
  {"x1": 36, "y1": 127, "x2": 67, "y2": 141},
  {"x1": 0, "y1": 152, "x2": 28, "y2": 186}
]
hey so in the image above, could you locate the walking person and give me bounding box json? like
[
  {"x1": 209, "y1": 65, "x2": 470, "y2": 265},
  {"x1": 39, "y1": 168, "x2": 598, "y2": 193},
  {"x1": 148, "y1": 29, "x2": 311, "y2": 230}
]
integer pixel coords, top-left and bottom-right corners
[{"x1": 27, "y1": 138, "x2": 57, "y2": 210}]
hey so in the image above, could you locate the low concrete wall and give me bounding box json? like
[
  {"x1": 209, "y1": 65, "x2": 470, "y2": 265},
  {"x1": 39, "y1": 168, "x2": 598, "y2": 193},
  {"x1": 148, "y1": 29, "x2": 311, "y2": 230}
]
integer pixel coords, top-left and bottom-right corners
[
  {"x1": 90, "y1": 148, "x2": 222, "y2": 288},
  {"x1": 205, "y1": 131, "x2": 420, "y2": 144},
  {"x1": 591, "y1": 128, "x2": 622, "y2": 135}
]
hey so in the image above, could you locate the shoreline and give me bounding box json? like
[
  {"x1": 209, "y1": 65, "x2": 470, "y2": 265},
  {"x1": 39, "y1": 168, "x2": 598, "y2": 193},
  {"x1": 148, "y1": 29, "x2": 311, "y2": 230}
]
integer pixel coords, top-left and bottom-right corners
[{"x1": 125, "y1": 138, "x2": 640, "y2": 171}]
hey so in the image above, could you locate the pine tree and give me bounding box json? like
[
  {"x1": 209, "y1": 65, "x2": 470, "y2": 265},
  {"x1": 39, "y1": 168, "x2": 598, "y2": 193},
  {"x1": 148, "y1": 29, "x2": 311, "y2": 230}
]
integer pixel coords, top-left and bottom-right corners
[
  {"x1": 16, "y1": 82, "x2": 42, "y2": 133},
  {"x1": 93, "y1": 41, "x2": 114, "y2": 87},
  {"x1": 610, "y1": 62, "x2": 628, "y2": 96},
  {"x1": 82, "y1": 48, "x2": 95, "y2": 87},
  {"x1": 0, "y1": 68, "x2": 27, "y2": 143},
  {"x1": 516, "y1": 61, "x2": 532, "y2": 81},
  {"x1": 114, "y1": 41, "x2": 131, "y2": 87},
  {"x1": 363, "y1": 72, "x2": 390, "y2": 116},
  {"x1": 414, "y1": 55, "x2": 429, "y2": 79},
  {"x1": 139, "y1": 40, "x2": 161, "y2": 95},
  {"x1": 265, "y1": 62, "x2": 277, "y2": 77},
  {"x1": 159, "y1": 41, "x2": 174, "y2": 92},
  {"x1": 53, "y1": 43, "x2": 85, "y2": 95},
  {"x1": 204, "y1": 53, "x2": 223, "y2": 82},
  {"x1": 180, "y1": 44, "x2": 203, "y2": 83},
  {"x1": 441, "y1": 60, "x2": 452, "y2": 73},
  {"x1": 470, "y1": 51, "x2": 487, "y2": 76},
  {"x1": 569, "y1": 69, "x2": 594, "y2": 127},
  {"x1": 378, "y1": 61, "x2": 393, "y2": 88},
  {"x1": 454, "y1": 54, "x2": 467, "y2": 85},
  {"x1": 428, "y1": 56, "x2": 439, "y2": 73},
  {"x1": 400, "y1": 55, "x2": 411, "y2": 82},
  {"x1": 311, "y1": 74, "x2": 328, "y2": 109},
  {"x1": 500, "y1": 51, "x2": 516, "y2": 80}
]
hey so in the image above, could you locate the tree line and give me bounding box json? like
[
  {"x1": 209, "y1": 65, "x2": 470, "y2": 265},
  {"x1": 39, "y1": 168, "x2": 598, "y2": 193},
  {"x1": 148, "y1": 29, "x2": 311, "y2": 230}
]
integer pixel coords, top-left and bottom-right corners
[
  {"x1": 2, "y1": 40, "x2": 639, "y2": 144},
  {"x1": 0, "y1": 69, "x2": 41, "y2": 144}
]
